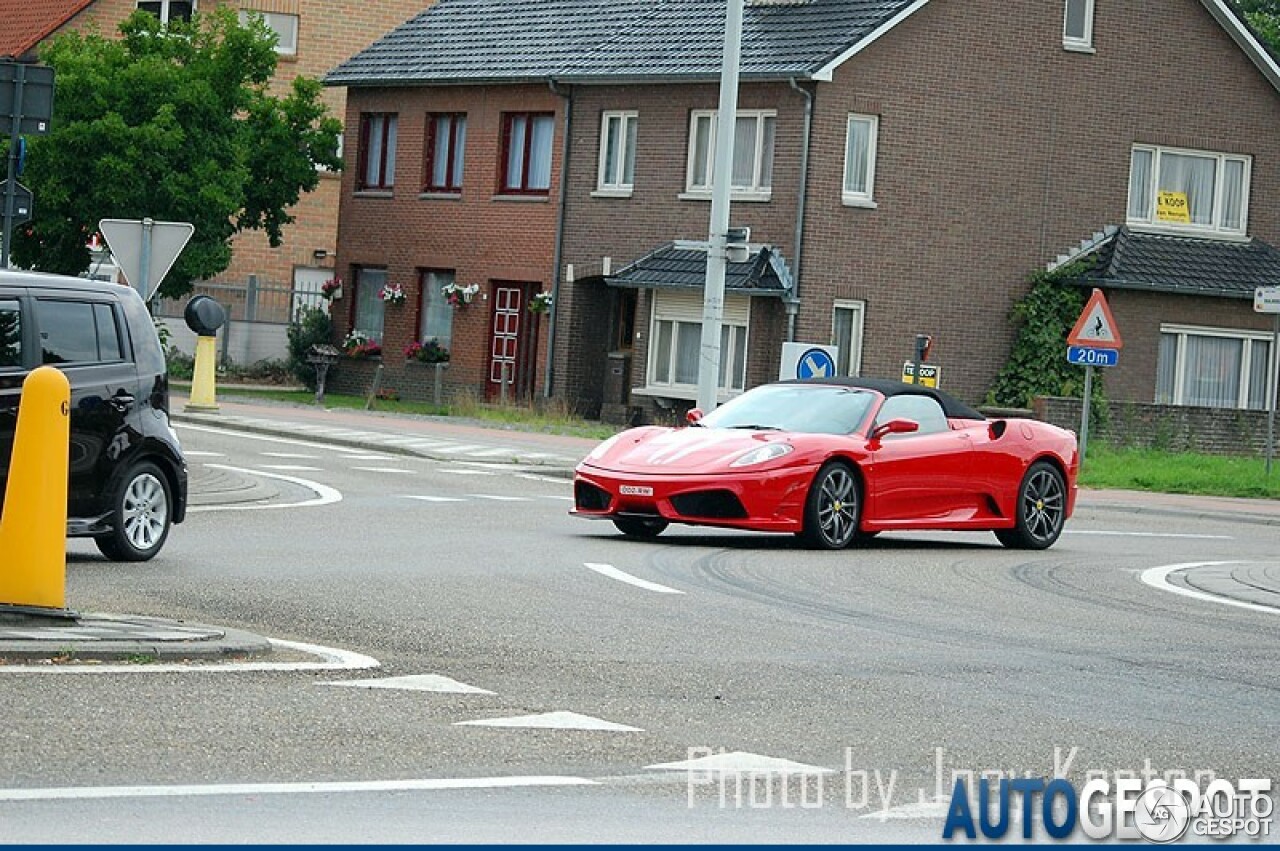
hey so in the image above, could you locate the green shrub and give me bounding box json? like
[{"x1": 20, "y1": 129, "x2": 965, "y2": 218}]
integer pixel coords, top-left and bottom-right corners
[
  {"x1": 287, "y1": 306, "x2": 333, "y2": 390},
  {"x1": 166, "y1": 347, "x2": 195, "y2": 380}
]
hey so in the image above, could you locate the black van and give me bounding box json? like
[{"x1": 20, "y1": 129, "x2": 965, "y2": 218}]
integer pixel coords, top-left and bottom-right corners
[{"x1": 0, "y1": 270, "x2": 187, "y2": 561}]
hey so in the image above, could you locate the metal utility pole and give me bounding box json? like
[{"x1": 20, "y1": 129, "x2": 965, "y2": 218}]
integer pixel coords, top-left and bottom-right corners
[{"x1": 696, "y1": 0, "x2": 745, "y2": 413}]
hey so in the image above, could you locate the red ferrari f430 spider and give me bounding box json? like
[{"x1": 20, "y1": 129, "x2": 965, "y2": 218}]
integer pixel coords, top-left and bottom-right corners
[{"x1": 572, "y1": 378, "x2": 1079, "y2": 550}]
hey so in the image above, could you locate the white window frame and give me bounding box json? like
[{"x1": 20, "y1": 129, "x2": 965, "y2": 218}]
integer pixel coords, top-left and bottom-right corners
[
  {"x1": 1127, "y1": 144, "x2": 1251, "y2": 238},
  {"x1": 683, "y1": 109, "x2": 775, "y2": 201},
  {"x1": 1063, "y1": 0, "x2": 1095, "y2": 51},
  {"x1": 238, "y1": 10, "x2": 299, "y2": 55},
  {"x1": 832, "y1": 300, "x2": 866, "y2": 377},
  {"x1": 595, "y1": 111, "x2": 637, "y2": 197},
  {"x1": 1157, "y1": 324, "x2": 1275, "y2": 410},
  {"x1": 842, "y1": 115, "x2": 879, "y2": 208},
  {"x1": 137, "y1": 0, "x2": 195, "y2": 24},
  {"x1": 640, "y1": 290, "x2": 750, "y2": 401}
]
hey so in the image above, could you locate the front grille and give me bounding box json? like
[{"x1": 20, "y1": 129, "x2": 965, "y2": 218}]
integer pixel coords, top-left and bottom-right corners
[
  {"x1": 574, "y1": 480, "x2": 611, "y2": 512},
  {"x1": 670, "y1": 489, "x2": 748, "y2": 519}
]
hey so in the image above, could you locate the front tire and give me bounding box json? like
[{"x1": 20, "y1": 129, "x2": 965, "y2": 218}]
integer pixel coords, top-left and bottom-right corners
[
  {"x1": 800, "y1": 461, "x2": 861, "y2": 550},
  {"x1": 94, "y1": 462, "x2": 173, "y2": 562},
  {"x1": 994, "y1": 460, "x2": 1066, "y2": 550},
  {"x1": 612, "y1": 516, "x2": 668, "y2": 539}
]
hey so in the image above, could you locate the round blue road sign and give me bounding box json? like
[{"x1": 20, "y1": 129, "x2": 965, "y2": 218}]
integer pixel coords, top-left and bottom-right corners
[{"x1": 797, "y1": 347, "x2": 836, "y2": 379}]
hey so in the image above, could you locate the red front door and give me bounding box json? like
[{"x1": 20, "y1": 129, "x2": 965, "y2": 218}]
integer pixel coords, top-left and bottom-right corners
[{"x1": 487, "y1": 281, "x2": 540, "y2": 401}]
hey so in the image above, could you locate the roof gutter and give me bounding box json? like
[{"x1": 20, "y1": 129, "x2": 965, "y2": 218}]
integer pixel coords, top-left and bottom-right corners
[
  {"x1": 544, "y1": 78, "x2": 572, "y2": 398},
  {"x1": 786, "y1": 77, "x2": 813, "y2": 342}
]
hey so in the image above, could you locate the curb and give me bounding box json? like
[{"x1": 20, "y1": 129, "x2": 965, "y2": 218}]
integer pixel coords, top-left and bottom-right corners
[
  {"x1": 173, "y1": 412, "x2": 580, "y2": 480},
  {"x1": 0, "y1": 614, "x2": 274, "y2": 663},
  {"x1": 1074, "y1": 499, "x2": 1280, "y2": 528}
]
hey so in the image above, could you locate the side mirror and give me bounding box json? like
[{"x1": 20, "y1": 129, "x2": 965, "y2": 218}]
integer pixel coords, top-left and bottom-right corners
[
  {"x1": 870, "y1": 418, "x2": 919, "y2": 441},
  {"x1": 686, "y1": 407, "x2": 704, "y2": 426}
]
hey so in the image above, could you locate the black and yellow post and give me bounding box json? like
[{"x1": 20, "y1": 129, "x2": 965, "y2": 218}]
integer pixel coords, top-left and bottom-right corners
[{"x1": 0, "y1": 366, "x2": 71, "y2": 613}]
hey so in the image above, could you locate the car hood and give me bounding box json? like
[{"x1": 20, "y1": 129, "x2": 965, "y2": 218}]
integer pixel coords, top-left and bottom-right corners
[{"x1": 582, "y1": 426, "x2": 795, "y2": 474}]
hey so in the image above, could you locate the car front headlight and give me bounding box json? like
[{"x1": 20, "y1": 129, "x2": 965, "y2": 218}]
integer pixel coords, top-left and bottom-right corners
[{"x1": 730, "y1": 443, "x2": 793, "y2": 467}]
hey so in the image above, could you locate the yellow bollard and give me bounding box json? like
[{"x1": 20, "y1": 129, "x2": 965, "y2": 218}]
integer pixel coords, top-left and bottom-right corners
[
  {"x1": 0, "y1": 366, "x2": 70, "y2": 610},
  {"x1": 185, "y1": 335, "x2": 219, "y2": 412}
]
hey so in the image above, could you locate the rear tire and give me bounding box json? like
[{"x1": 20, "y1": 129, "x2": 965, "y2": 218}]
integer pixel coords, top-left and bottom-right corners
[
  {"x1": 94, "y1": 462, "x2": 172, "y2": 562},
  {"x1": 994, "y1": 461, "x2": 1066, "y2": 550},
  {"x1": 612, "y1": 516, "x2": 668, "y2": 539},
  {"x1": 800, "y1": 461, "x2": 861, "y2": 550}
]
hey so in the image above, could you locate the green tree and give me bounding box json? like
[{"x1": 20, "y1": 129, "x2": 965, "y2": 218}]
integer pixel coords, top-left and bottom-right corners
[
  {"x1": 12, "y1": 8, "x2": 341, "y2": 298},
  {"x1": 1237, "y1": 0, "x2": 1280, "y2": 52}
]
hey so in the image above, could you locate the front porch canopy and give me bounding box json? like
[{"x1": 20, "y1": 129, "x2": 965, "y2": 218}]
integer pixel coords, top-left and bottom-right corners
[{"x1": 605, "y1": 242, "x2": 793, "y2": 296}]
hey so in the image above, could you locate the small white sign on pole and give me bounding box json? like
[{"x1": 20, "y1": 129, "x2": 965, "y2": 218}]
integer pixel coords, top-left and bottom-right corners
[
  {"x1": 1255, "y1": 285, "x2": 1280, "y2": 314},
  {"x1": 779, "y1": 343, "x2": 839, "y2": 381},
  {"x1": 99, "y1": 218, "x2": 194, "y2": 301}
]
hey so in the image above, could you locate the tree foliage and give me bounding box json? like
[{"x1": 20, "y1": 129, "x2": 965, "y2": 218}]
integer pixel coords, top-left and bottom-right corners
[
  {"x1": 13, "y1": 9, "x2": 342, "y2": 297},
  {"x1": 988, "y1": 262, "x2": 1102, "y2": 409},
  {"x1": 1237, "y1": 0, "x2": 1280, "y2": 52}
]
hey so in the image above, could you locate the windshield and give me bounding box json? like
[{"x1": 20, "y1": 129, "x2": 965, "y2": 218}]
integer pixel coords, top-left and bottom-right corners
[{"x1": 699, "y1": 385, "x2": 876, "y2": 435}]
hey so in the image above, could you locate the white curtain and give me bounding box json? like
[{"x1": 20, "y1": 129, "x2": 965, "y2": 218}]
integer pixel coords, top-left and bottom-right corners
[
  {"x1": 603, "y1": 115, "x2": 620, "y2": 184},
  {"x1": 1248, "y1": 339, "x2": 1272, "y2": 410},
  {"x1": 355, "y1": 268, "x2": 386, "y2": 342},
  {"x1": 732, "y1": 116, "x2": 757, "y2": 188},
  {"x1": 431, "y1": 117, "x2": 451, "y2": 187},
  {"x1": 1159, "y1": 152, "x2": 1216, "y2": 225},
  {"x1": 623, "y1": 116, "x2": 637, "y2": 185},
  {"x1": 506, "y1": 117, "x2": 527, "y2": 188},
  {"x1": 692, "y1": 115, "x2": 712, "y2": 188},
  {"x1": 421, "y1": 271, "x2": 454, "y2": 347},
  {"x1": 846, "y1": 118, "x2": 873, "y2": 194},
  {"x1": 675, "y1": 322, "x2": 700, "y2": 384},
  {"x1": 1128, "y1": 149, "x2": 1152, "y2": 220},
  {"x1": 1183, "y1": 334, "x2": 1241, "y2": 407},
  {"x1": 1155, "y1": 332, "x2": 1177, "y2": 403},
  {"x1": 528, "y1": 115, "x2": 554, "y2": 190},
  {"x1": 653, "y1": 321, "x2": 673, "y2": 383},
  {"x1": 1222, "y1": 158, "x2": 1244, "y2": 231}
]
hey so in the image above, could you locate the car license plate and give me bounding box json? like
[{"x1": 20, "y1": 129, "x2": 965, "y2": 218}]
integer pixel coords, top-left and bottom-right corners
[{"x1": 619, "y1": 485, "x2": 654, "y2": 496}]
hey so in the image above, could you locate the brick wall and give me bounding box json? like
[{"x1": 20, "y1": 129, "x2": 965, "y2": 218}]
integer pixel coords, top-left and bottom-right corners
[
  {"x1": 1034, "y1": 396, "x2": 1280, "y2": 457},
  {"x1": 334, "y1": 84, "x2": 562, "y2": 403}
]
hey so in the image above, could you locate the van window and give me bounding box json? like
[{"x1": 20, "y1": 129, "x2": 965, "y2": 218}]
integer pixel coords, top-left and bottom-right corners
[
  {"x1": 94, "y1": 303, "x2": 124, "y2": 361},
  {"x1": 0, "y1": 299, "x2": 20, "y2": 367},
  {"x1": 37, "y1": 300, "x2": 101, "y2": 364}
]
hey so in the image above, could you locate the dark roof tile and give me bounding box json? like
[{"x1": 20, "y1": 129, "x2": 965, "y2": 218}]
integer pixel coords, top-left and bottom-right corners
[
  {"x1": 326, "y1": 0, "x2": 917, "y2": 86},
  {"x1": 607, "y1": 241, "x2": 792, "y2": 295}
]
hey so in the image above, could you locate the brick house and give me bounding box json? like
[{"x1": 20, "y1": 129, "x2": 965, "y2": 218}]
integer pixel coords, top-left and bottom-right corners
[
  {"x1": 327, "y1": 0, "x2": 1280, "y2": 423},
  {"x1": 0, "y1": 0, "x2": 421, "y2": 297}
]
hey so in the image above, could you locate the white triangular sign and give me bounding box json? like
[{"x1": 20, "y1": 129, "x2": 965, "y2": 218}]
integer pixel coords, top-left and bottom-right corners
[
  {"x1": 98, "y1": 218, "x2": 194, "y2": 300},
  {"x1": 1067, "y1": 288, "x2": 1123, "y2": 349}
]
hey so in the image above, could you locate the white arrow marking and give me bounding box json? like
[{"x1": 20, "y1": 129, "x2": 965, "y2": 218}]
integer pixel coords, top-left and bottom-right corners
[
  {"x1": 188, "y1": 465, "x2": 341, "y2": 512},
  {"x1": 1140, "y1": 561, "x2": 1278, "y2": 615},
  {"x1": 455, "y1": 711, "x2": 642, "y2": 732},
  {"x1": 583, "y1": 563, "x2": 684, "y2": 595},
  {"x1": 646, "y1": 751, "x2": 834, "y2": 775},
  {"x1": 320, "y1": 674, "x2": 494, "y2": 694}
]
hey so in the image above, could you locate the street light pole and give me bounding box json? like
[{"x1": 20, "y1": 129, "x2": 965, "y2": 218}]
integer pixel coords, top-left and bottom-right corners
[{"x1": 696, "y1": 0, "x2": 745, "y2": 412}]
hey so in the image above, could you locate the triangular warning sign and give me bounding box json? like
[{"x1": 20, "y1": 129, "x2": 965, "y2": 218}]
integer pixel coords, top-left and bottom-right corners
[{"x1": 1067, "y1": 289, "x2": 1123, "y2": 349}]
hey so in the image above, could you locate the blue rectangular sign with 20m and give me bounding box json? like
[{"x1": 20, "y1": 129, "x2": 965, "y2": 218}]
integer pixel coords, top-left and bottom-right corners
[{"x1": 1067, "y1": 346, "x2": 1118, "y2": 367}]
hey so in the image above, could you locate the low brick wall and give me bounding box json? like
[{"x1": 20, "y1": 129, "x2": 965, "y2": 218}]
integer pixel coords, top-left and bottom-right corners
[
  {"x1": 1033, "y1": 396, "x2": 1279, "y2": 457},
  {"x1": 325, "y1": 358, "x2": 482, "y2": 405}
]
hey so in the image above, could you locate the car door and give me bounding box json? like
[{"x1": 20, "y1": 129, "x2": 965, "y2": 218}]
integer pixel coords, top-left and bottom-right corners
[
  {"x1": 0, "y1": 291, "x2": 26, "y2": 508},
  {"x1": 33, "y1": 296, "x2": 139, "y2": 519},
  {"x1": 864, "y1": 394, "x2": 974, "y2": 523}
]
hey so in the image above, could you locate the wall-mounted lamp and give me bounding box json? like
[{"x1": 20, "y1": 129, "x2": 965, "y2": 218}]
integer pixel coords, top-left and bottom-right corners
[{"x1": 312, "y1": 248, "x2": 329, "y2": 261}]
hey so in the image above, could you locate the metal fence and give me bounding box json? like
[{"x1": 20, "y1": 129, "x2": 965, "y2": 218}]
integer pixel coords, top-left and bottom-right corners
[{"x1": 153, "y1": 275, "x2": 329, "y2": 325}]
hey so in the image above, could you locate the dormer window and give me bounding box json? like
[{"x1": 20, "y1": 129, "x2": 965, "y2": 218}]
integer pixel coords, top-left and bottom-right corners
[
  {"x1": 1127, "y1": 144, "x2": 1250, "y2": 237},
  {"x1": 1063, "y1": 0, "x2": 1094, "y2": 51}
]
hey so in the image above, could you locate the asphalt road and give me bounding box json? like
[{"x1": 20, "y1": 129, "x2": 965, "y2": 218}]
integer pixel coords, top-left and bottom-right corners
[{"x1": 1, "y1": 422, "x2": 1277, "y2": 842}]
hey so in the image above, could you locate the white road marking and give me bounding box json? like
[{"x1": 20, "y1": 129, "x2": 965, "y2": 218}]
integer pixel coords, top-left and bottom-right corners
[
  {"x1": 646, "y1": 751, "x2": 834, "y2": 775},
  {"x1": 0, "y1": 638, "x2": 378, "y2": 674},
  {"x1": 339, "y1": 454, "x2": 394, "y2": 460},
  {"x1": 455, "y1": 711, "x2": 642, "y2": 732},
  {"x1": 177, "y1": 423, "x2": 360, "y2": 453},
  {"x1": 260, "y1": 465, "x2": 323, "y2": 472},
  {"x1": 541, "y1": 495, "x2": 574, "y2": 502},
  {"x1": 583, "y1": 562, "x2": 684, "y2": 595},
  {"x1": 1140, "y1": 561, "x2": 1279, "y2": 615},
  {"x1": 441, "y1": 468, "x2": 497, "y2": 476},
  {"x1": 469, "y1": 494, "x2": 531, "y2": 502},
  {"x1": 518, "y1": 473, "x2": 571, "y2": 484},
  {"x1": 187, "y1": 466, "x2": 341, "y2": 512},
  {"x1": 260, "y1": 452, "x2": 319, "y2": 459},
  {"x1": 1067, "y1": 530, "x2": 1232, "y2": 540},
  {"x1": 320, "y1": 674, "x2": 495, "y2": 694},
  {"x1": 0, "y1": 776, "x2": 598, "y2": 802},
  {"x1": 401, "y1": 495, "x2": 466, "y2": 503},
  {"x1": 349, "y1": 467, "x2": 416, "y2": 474},
  {"x1": 182, "y1": 450, "x2": 225, "y2": 458}
]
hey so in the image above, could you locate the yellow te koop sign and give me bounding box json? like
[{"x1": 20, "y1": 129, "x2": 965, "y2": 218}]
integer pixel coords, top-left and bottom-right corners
[{"x1": 1156, "y1": 191, "x2": 1191, "y2": 224}]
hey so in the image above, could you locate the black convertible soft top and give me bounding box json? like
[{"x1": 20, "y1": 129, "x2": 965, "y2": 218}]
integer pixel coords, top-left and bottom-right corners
[{"x1": 782, "y1": 377, "x2": 987, "y2": 421}]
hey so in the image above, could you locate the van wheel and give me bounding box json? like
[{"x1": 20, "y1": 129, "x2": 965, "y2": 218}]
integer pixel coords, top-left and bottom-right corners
[{"x1": 95, "y1": 462, "x2": 172, "y2": 562}]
